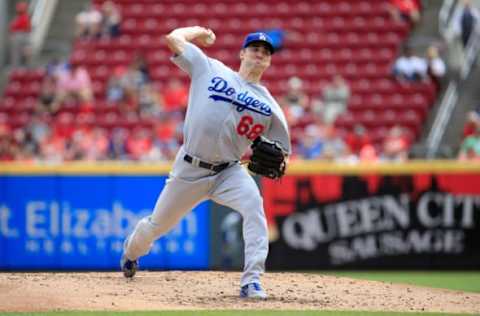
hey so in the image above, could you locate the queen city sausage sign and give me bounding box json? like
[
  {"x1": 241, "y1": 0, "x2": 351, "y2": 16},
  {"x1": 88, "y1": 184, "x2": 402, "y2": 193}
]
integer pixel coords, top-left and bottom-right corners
[
  {"x1": 265, "y1": 175, "x2": 480, "y2": 269},
  {"x1": 282, "y1": 192, "x2": 476, "y2": 265}
]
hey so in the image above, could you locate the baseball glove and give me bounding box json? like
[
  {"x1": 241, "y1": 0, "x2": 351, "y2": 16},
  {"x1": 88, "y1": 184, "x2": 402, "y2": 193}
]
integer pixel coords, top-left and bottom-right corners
[{"x1": 248, "y1": 136, "x2": 287, "y2": 180}]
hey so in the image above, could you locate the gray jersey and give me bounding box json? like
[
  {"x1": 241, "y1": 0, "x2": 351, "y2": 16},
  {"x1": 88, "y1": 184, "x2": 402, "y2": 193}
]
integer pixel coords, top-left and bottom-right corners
[
  {"x1": 171, "y1": 43, "x2": 290, "y2": 164},
  {"x1": 123, "y1": 41, "x2": 286, "y2": 292}
]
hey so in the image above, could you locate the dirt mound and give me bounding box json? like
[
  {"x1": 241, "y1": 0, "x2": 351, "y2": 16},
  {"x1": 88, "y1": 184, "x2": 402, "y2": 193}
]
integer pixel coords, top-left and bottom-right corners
[{"x1": 1, "y1": 271, "x2": 479, "y2": 313}]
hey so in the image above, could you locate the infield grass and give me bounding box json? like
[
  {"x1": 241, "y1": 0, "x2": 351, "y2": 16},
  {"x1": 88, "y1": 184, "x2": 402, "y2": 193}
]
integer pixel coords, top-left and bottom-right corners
[
  {"x1": 0, "y1": 312, "x2": 477, "y2": 316},
  {"x1": 319, "y1": 271, "x2": 480, "y2": 293}
]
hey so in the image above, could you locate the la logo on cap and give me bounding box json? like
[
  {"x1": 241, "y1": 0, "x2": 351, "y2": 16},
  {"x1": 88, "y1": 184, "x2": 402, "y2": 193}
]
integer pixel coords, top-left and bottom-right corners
[{"x1": 259, "y1": 33, "x2": 266, "y2": 40}]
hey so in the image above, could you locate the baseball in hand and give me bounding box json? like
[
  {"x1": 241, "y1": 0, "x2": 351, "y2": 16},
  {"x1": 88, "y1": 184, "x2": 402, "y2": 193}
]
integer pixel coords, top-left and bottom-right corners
[{"x1": 205, "y1": 29, "x2": 216, "y2": 45}]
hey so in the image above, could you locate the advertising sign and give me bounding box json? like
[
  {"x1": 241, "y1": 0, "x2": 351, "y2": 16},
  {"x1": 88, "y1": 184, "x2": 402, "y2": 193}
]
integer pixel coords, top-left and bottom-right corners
[
  {"x1": 264, "y1": 174, "x2": 480, "y2": 269},
  {"x1": 0, "y1": 175, "x2": 210, "y2": 270}
]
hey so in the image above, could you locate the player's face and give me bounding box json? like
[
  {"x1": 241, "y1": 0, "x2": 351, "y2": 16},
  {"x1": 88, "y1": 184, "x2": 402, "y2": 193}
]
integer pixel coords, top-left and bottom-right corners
[{"x1": 240, "y1": 43, "x2": 272, "y2": 70}]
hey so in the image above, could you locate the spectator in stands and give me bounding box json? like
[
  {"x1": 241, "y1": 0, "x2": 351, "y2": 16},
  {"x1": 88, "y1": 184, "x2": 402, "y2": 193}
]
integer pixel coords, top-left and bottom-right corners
[
  {"x1": 425, "y1": 45, "x2": 446, "y2": 91},
  {"x1": 9, "y1": 1, "x2": 32, "y2": 67},
  {"x1": 53, "y1": 63, "x2": 93, "y2": 110},
  {"x1": 138, "y1": 84, "x2": 164, "y2": 118},
  {"x1": 68, "y1": 127, "x2": 109, "y2": 161},
  {"x1": 126, "y1": 128, "x2": 153, "y2": 160},
  {"x1": 26, "y1": 112, "x2": 50, "y2": 149},
  {"x1": 386, "y1": 0, "x2": 421, "y2": 25},
  {"x1": 162, "y1": 78, "x2": 189, "y2": 114},
  {"x1": 392, "y1": 46, "x2": 427, "y2": 82},
  {"x1": 46, "y1": 58, "x2": 68, "y2": 77},
  {"x1": 281, "y1": 76, "x2": 309, "y2": 126},
  {"x1": 463, "y1": 110, "x2": 480, "y2": 138},
  {"x1": 151, "y1": 115, "x2": 182, "y2": 160},
  {"x1": 296, "y1": 124, "x2": 324, "y2": 160},
  {"x1": 38, "y1": 128, "x2": 66, "y2": 162},
  {"x1": 451, "y1": 0, "x2": 480, "y2": 47},
  {"x1": 381, "y1": 125, "x2": 410, "y2": 162},
  {"x1": 321, "y1": 125, "x2": 348, "y2": 161},
  {"x1": 345, "y1": 124, "x2": 373, "y2": 156},
  {"x1": 320, "y1": 75, "x2": 350, "y2": 124},
  {"x1": 132, "y1": 53, "x2": 151, "y2": 82},
  {"x1": 13, "y1": 128, "x2": 37, "y2": 162},
  {"x1": 52, "y1": 112, "x2": 75, "y2": 141},
  {"x1": 145, "y1": 117, "x2": 179, "y2": 162},
  {"x1": 37, "y1": 75, "x2": 59, "y2": 114},
  {"x1": 101, "y1": 0, "x2": 122, "y2": 39},
  {"x1": 359, "y1": 144, "x2": 379, "y2": 163},
  {"x1": 120, "y1": 55, "x2": 150, "y2": 102},
  {"x1": 108, "y1": 128, "x2": 129, "y2": 160},
  {"x1": 46, "y1": 57, "x2": 72, "y2": 110},
  {"x1": 458, "y1": 126, "x2": 480, "y2": 161},
  {"x1": 143, "y1": 142, "x2": 169, "y2": 162},
  {"x1": 75, "y1": 4, "x2": 103, "y2": 40},
  {"x1": 106, "y1": 66, "x2": 127, "y2": 103},
  {"x1": 63, "y1": 130, "x2": 84, "y2": 161}
]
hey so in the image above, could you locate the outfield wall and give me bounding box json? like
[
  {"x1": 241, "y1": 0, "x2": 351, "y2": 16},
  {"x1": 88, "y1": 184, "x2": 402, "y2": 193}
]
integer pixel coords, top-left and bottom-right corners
[
  {"x1": 0, "y1": 161, "x2": 479, "y2": 270},
  {"x1": 0, "y1": 163, "x2": 210, "y2": 270}
]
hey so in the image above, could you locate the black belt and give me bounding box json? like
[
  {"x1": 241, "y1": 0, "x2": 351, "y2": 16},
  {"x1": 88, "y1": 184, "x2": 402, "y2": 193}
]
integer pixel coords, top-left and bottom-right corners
[{"x1": 184, "y1": 154, "x2": 230, "y2": 173}]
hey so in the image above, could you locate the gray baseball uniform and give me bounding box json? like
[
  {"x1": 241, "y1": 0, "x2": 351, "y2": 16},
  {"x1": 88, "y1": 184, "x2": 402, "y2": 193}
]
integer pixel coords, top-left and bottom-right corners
[{"x1": 123, "y1": 42, "x2": 290, "y2": 287}]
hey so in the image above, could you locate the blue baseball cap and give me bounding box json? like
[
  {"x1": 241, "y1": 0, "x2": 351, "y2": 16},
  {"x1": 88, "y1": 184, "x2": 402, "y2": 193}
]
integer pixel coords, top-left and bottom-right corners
[{"x1": 242, "y1": 32, "x2": 275, "y2": 54}]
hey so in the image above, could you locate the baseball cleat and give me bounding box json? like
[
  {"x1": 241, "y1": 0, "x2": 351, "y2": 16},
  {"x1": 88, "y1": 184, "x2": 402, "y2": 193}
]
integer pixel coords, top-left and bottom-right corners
[
  {"x1": 121, "y1": 255, "x2": 138, "y2": 278},
  {"x1": 121, "y1": 235, "x2": 138, "y2": 278},
  {"x1": 240, "y1": 282, "x2": 267, "y2": 299}
]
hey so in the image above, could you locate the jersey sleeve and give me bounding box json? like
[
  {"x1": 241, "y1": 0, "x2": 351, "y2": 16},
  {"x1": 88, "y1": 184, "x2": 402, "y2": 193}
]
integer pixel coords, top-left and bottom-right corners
[{"x1": 170, "y1": 42, "x2": 211, "y2": 79}]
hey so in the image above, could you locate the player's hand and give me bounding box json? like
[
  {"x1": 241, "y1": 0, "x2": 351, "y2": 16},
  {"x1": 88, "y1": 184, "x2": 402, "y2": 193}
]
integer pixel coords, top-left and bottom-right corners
[{"x1": 194, "y1": 27, "x2": 216, "y2": 47}]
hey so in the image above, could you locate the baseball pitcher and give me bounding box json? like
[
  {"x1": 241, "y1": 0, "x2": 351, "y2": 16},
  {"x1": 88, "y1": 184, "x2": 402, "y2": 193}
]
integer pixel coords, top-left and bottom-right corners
[{"x1": 121, "y1": 26, "x2": 291, "y2": 299}]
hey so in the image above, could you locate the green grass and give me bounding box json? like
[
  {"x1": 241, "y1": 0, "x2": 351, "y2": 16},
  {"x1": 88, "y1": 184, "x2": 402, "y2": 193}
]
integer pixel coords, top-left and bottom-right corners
[
  {"x1": 0, "y1": 312, "x2": 475, "y2": 316},
  {"x1": 319, "y1": 271, "x2": 480, "y2": 293}
]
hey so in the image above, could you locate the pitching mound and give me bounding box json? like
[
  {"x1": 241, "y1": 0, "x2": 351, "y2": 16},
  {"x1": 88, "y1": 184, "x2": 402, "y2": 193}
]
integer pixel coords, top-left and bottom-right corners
[{"x1": 2, "y1": 271, "x2": 479, "y2": 313}]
